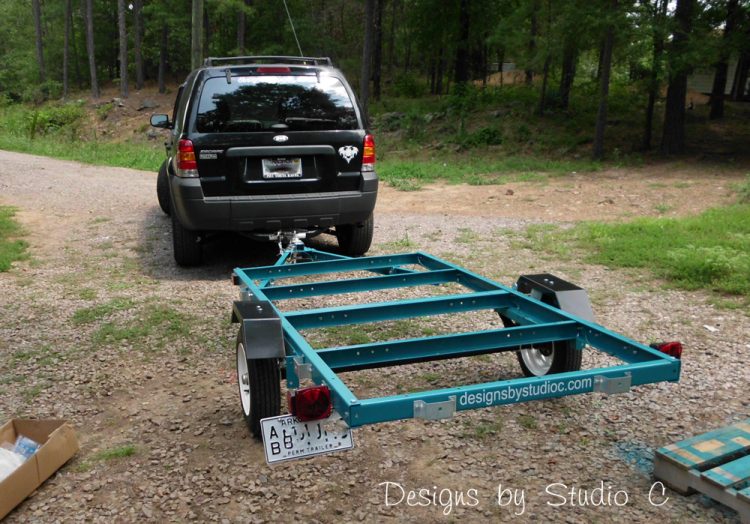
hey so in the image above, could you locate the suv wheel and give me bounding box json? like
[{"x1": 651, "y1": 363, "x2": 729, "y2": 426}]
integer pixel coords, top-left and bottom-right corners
[
  {"x1": 172, "y1": 214, "x2": 203, "y2": 266},
  {"x1": 156, "y1": 160, "x2": 171, "y2": 216},
  {"x1": 337, "y1": 213, "x2": 374, "y2": 256}
]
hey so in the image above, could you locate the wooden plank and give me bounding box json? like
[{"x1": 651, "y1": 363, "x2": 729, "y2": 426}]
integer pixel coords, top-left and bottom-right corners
[
  {"x1": 656, "y1": 419, "x2": 750, "y2": 470},
  {"x1": 702, "y1": 454, "x2": 750, "y2": 488}
]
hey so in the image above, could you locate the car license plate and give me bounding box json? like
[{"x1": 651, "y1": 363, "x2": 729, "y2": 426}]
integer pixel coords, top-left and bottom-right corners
[
  {"x1": 260, "y1": 414, "x2": 354, "y2": 464},
  {"x1": 261, "y1": 157, "x2": 302, "y2": 179}
]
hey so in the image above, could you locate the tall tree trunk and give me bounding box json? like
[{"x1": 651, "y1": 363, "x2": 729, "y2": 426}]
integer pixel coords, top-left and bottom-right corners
[
  {"x1": 436, "y1": 47, "x2": 444, "y2": 95},
  {"x1": 63, "y1": 0, "x2": 72, "y2": 98},
  {"x1": 559, "y1": 42, "x2": 577, "y2": 109},
  {"x1": 454, "y1": 0, "x2": 470, "y2": 87},
  {"x1": 643, "y1": 0, "x2": 668, "y2": 150},
  {"x1": 134, "y1": 0, "x2": 144, "y2": 90},
  {"x1": 360, "y1": 0, "x2": 375, "y2": 122},
  {"x1": 372, "y1": 0, "x2": 384, "y2": 100},
  {"x1": 709, "y1": 0, "x2": 738, "y2": 119},
  {"x1": 84, "y1": 0, "x2": 99, "y2": 99},
  {"x1": 525, "y1": 2, "x2": 538, "y2": 85},
  {"x1": 158, "y1": 24, "x2": 168, "y2": 94},
  {"x1": 71, "y1": 2, "x2": 83, "y2": 88},
  {"x1": 538, "y1": 55, "x2": 551, "y2": 115},
  {"x1": 731, "y1": 50, "x2": 749, "y2": 101},
  {"x1": 191, "y1": 0, "x2": 204, "y2": 70},
  {"x1": 661, "y1": 0, "x2": 694, "y2": 155},
  {"x1": 117, "y1": 0, "x2": 128, "y2": 98},
  {"x1": 237, "y1": 2, "x2": 246, "y2": 53},
  {"x1": 203, "y1": 9, "x2": 210, "y2": 58},
  {"x1": 387, "y1": 0, "x2": 398, "y2": 76},
  {"x1": 592, "y1": 2, "x2": 617, "y2": 160},
  {"x1": 32, "y1": 0, "x2": 46, "y2": 82}
]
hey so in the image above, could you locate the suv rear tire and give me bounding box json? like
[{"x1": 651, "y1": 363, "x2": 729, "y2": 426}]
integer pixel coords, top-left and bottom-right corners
[
  {"x1": 172, "y1": 214, "x2": 203, "y2": 266},
  {"x1": 337, "y1": 213, "x2": 374, "y2": 256},
  {"x1": 156, "y1": 161, "x2": 171, "y2": 216}
]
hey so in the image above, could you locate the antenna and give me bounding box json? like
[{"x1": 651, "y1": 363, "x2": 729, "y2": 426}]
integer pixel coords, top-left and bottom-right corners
[{"x1": 282, "y1": 0, "x2": 304, "y2": 57}]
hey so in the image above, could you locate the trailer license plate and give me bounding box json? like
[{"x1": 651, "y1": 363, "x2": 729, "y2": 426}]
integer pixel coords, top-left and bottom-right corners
[
  {"x1": 260, "y1": 414, "x2": 353, "y2": 464},
  {"x1": 262, "y1": 157, "x2": 302, "y2": 179}
]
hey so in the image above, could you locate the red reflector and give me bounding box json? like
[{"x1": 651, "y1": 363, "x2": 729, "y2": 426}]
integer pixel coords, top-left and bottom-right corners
[
  {"x1": 256, "y1": 66, "x2": 291, "y2": 74},
  {"x1": 288, "y1": 385, "x2": 332, "y2": 422},
  {"x1": 651, "y1": 341, "x2": 683, "y2": 359},
  {"x1": 177, "y1": 139, "x2": 197, "y2": 170},
  {"x1": 362, "y1": 134, "x2": 375, "y2": 165}
]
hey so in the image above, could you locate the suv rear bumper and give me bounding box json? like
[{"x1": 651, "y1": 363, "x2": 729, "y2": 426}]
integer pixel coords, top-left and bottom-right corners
[{"x1": 170, "y1": 173, "x2": 378, "y2": 231}]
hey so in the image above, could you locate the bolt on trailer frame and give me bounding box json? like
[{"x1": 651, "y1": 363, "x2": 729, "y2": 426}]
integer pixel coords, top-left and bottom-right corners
[{"x1": 231, "y1": 244, "x2": 682, "y2": 430}]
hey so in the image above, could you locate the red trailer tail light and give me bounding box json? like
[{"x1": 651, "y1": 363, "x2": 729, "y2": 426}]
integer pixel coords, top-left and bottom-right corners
[
  {"x1": 288, "y1": 385, "x2": 332, "y2": 422},
  {"x1": 176, "y1": 139, "x2": 198, "y2": 177},
  {"x1": 651, "y1": 341, "x2": 683, "y2": 359},
  {"x1": 362, "y1": 134, "x2": 375, "y2": 172}
]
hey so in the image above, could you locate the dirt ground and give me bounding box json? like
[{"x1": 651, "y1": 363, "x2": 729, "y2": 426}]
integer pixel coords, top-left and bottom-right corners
[
  {"x1": 377, "y1": 162, "x2": 744, "y2": 221},
  {"x1": 0, "y1": 150, "x2": 748, "y2": 523}
]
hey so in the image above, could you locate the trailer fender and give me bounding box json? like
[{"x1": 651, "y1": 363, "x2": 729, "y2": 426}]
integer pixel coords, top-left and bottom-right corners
[
  {"x1": 515, "y1": 273, "x2": 595, "y2": 322},
  {"x1": 231, "y1": 300, "x2": 285, "y2": 359}
]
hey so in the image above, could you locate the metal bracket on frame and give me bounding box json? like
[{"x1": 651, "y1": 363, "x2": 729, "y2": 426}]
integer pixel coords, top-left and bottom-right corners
[
  {"x1": 294, "y1": 357, "x2": 312, "y2": 381},
  {"x1": 593, "y1": 373, "x2": 632, "y2": 395},
  {"x1": 414, "y1": 396, "x2": 456, "y2": 420}
]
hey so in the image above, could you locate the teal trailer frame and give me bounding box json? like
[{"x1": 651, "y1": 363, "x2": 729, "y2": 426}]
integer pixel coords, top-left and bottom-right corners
[{"x1": 232, "y1": 246, "x2": 681, "y2": 428}]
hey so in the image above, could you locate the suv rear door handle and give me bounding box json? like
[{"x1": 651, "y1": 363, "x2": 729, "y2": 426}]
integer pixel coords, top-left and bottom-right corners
[{"x1": 226, "y1": 146, "x2": 336, "y2": 157}]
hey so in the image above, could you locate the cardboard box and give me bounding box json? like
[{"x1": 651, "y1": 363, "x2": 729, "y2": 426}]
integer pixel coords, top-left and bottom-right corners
[{"x1": 0, "y1": 419, "x2": 79, "y2": 520}]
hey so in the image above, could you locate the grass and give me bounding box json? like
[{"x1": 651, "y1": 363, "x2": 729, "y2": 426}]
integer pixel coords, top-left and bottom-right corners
[
  {"x1": 94, "y1": 445, "x2": 137, "y2": 460},
  {"x1": 378, "y1": 156, "x2": 598, "y2": 191},
  {"x1": 525, "y1": 205, "x2": 750, "y2": 303},
  {"x1": 71, "y1": 297, "x2": 135, "y2": 325},
  {"x1": 0, "y1": 206, "x2": 28, "y2": 271},
  {"x1": 91, "y1": 303, "x2": 194, "y2": 350},
  {"x1": 0, "y1": 133, "x2": 162, "y2": 171},
  {"x1": 517, "y1": 414, "x2": 538, "y2": 430}
]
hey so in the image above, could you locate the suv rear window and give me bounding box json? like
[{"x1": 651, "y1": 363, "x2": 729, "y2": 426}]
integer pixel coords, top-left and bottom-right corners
[{"x1": 195, "y1": 75, "x2": 359, "y2": 133}]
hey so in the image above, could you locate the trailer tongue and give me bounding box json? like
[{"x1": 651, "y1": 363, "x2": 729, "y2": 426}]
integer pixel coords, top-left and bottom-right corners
[{"x1": 231, "y1": 236, "x2": 681, "y2": 464}]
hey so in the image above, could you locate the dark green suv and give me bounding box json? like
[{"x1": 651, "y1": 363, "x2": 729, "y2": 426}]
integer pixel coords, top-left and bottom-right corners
[{"x1": 150, "y1": 56, "x2": 378, "y2": 266}]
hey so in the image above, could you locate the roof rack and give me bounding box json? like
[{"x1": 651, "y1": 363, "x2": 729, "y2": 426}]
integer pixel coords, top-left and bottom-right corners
[{"x1": 203, "y1": 56, "x2": 333, "y2": 67}]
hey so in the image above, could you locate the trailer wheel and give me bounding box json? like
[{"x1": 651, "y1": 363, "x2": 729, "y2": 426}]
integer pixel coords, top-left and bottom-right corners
[
  {"x1": 156, "y1": 160, "x2": 171, "y2": 216},
  {"x1": 236, "y1": 328, "x2": 281, "y2": 439},
  {"x1": 500, "y1": 315, "x2": 582, "y2": 377}
]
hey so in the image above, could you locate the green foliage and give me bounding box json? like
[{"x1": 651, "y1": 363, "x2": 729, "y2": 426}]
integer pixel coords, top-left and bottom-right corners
[
  {"x1": 392, "y1": 74, "x2": 428, "y2": 98},
  {"x1": 27, "y1": 104, "x2": 85, "y2": 137},
  {"x1": 0, "y1": 206, "x2": 28, "y2": 272},
  {"x1": 457, "y1": 126, "x2": 503, "y2": 148}
]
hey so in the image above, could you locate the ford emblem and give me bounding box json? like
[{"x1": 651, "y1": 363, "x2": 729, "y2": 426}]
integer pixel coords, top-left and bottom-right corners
[{"x1": 273, "y1": 135, "x2": 289, "y2": 143}]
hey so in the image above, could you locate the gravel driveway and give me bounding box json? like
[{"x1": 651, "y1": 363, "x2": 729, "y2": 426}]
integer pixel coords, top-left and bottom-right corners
[{"x1": 0, "y1": 150, "x2": 747, "y2": 523}]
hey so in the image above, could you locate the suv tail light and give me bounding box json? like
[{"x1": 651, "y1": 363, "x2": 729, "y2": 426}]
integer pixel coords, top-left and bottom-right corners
[
  {"x1": 288, "y1": 385, "x2": 332, "y2": 422},
  {"x1": 176, "y1": 139, "x2": 198, "y2": 178},
  {"x1": 362, "y1": 134, "x2": 375, "y2": 172}
]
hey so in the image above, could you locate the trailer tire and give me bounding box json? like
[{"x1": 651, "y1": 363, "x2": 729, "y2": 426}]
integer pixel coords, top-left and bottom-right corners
[
  {"x1": 172, "y1": 213, "x2": 202, "y2": 266},
  {"x1": 500, "y1": 315, "x2": 582, "y2": 377},
  {"x1": 336, "y1": 213, "x2": 374, "y2": 256},
  {"x1": 157, "y1": 160, "x2": 171, "y2": 216},
  {"x1": 236, "y1": 328, "x2": 281, "y2": 439}
]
